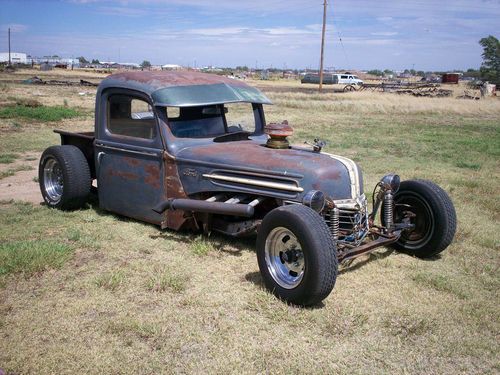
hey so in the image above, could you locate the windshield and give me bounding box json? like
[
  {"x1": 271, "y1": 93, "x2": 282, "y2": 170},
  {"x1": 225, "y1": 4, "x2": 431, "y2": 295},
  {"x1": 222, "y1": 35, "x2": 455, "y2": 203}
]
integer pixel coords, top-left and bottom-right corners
[{"x1": 166, "y1": 103, "x2": 261, "y2": 138}]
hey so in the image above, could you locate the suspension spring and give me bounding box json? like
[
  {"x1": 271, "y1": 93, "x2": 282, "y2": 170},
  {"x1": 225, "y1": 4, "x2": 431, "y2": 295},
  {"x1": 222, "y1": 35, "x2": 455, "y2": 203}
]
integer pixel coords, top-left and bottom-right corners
[
  {"x1": 384, "y1": 191, "x2": 394, "y2": 231},
  {"x1": 329, "y1": 207, "x2": 339, "y2": 241}
]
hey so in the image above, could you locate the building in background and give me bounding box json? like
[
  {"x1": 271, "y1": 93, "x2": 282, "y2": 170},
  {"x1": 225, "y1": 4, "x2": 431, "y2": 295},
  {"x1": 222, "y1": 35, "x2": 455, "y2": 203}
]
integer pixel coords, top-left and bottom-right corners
[
  {"x1": 28, "y1": 56, "x2": 80, "y2": 68},
  {"x1": 0, "y1": 52, "x2": 27, "y2": 64},
  {"x1": 442, "y1": 73, "x2": 461, "y2": 84},
  {"x1": 161, "y1": 64, "x2": 183, "y2": 70}
]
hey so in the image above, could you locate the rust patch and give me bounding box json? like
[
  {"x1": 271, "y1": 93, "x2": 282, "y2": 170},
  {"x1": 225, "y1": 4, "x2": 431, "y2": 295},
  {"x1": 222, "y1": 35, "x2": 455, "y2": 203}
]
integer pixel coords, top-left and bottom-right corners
[
  {"x1": 108, "y1": 169, "x2": 139, "y2": 181},
  {"x1": 162, "y1": 152, "x2": 196, "y2": 231},
  {"x1": 104, "y1": 70, "x2": 250, "y2": 90},
  {"x1": 123, "y1": 157, "x2": 142, "y2": 167},
  {"x1": 179, "y1": 141, "x2": 344, "y2": 176},
  {"x1": 144, "y1": 164, "x2": 160, "y2": 189}
]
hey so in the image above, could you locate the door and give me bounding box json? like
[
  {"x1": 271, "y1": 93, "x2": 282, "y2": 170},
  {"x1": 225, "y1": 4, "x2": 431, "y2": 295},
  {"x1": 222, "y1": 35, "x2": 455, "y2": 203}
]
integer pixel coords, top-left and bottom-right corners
[{"x1": 95, "y1": 91, "x2": 164, "y2": 225}]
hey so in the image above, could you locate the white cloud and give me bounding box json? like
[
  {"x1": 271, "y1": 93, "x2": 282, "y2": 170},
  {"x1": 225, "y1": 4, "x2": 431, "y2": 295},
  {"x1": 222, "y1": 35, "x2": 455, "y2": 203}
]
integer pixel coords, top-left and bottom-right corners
[{"x1": 370, "y1": 31, "x2": 398, "y2": 36}]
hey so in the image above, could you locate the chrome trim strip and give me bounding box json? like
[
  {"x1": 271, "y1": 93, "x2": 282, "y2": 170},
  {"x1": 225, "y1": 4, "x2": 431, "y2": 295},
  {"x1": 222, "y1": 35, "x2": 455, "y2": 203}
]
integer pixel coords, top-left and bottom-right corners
[
  {"x1": 95, "y1": 143, "x2": 159, "y2": 157},
  {"x1": 203, "y1": 174, "x2": 304, "y2": 192}
]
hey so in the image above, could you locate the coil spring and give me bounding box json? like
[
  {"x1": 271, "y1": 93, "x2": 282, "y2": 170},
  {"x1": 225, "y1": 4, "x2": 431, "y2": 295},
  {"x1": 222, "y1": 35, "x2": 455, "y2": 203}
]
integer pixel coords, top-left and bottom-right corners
[
  {"x1": 329, "y1": 207, "x2": 339, "y2": 241},
  {"x1": 384, "y1": 191, "x2": 394, "y2": 230}
]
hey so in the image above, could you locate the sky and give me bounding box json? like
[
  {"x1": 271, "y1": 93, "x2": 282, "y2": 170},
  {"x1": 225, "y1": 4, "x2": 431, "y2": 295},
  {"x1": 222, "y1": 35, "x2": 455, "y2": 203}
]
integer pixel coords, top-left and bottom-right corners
[{"x1": 1, "y1": 0, "x2": 499, "y2": 71}]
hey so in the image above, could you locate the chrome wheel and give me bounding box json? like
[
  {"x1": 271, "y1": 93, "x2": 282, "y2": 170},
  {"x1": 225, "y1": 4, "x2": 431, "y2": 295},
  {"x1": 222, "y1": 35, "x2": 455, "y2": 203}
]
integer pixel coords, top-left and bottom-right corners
[
  {"x1": 264, "y1": 227, "x2": 305, "y2": 289},
  {"x1": 43, "y1": 157, "x2": 63, "y2": 203}
]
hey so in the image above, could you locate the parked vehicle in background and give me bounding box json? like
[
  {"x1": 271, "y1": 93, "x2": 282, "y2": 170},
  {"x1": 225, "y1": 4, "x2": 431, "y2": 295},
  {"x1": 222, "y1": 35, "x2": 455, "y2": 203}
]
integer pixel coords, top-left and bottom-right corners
[
  {"x1": 38, "y1": 71, "x2": 456, "y2": 306},
  {"x1": 301, "y1": 73, "x2": 364, "y2": 86}
]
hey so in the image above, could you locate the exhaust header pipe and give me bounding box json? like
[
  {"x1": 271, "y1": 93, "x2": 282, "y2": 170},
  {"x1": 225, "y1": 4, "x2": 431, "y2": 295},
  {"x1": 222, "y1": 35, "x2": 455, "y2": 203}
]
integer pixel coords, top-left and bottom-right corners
[{"x1": 153, "y1": 198, "x2": 255, "y2": 217}]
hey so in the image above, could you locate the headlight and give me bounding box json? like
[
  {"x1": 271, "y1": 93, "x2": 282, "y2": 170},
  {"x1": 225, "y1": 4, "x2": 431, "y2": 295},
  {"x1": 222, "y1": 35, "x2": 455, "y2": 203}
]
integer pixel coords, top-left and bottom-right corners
[
  {"x1": 303, "y1": 190, "x2": 326, "y2": 212},
  {"x1": 380, "y1": 174, "x2": 400, "y2": 192}
]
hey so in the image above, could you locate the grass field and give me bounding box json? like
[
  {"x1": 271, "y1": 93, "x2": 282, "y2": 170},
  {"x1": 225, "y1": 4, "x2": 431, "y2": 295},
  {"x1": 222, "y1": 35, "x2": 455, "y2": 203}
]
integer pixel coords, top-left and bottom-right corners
[{"x1": 0, "y1": 69, "x2": 499, "y2": 374}]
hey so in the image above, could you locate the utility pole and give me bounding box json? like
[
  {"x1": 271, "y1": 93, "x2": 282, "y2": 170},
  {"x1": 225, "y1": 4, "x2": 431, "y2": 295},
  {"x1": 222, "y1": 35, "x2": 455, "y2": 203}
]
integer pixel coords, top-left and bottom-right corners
[
  {"x1": 318, "y1": 0, "x2": 327, "y2": 92},
  {"x1": 8, "y1": 27, "x2": 11, "y2": 66}
]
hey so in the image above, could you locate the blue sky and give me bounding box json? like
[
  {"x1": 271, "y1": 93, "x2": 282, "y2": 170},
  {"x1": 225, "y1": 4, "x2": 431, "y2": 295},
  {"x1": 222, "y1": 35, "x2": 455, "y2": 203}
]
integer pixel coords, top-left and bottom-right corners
[{"x1": 1, "y1": 0, "x2": 499, "y2": 70}]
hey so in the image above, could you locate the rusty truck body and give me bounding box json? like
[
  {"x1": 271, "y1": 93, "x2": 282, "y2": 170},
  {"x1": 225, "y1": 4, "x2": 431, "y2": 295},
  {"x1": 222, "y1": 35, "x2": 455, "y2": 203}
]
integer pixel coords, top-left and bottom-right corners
[{"x1": 39, "y1": 71, "x2": 457, "y2": 306}]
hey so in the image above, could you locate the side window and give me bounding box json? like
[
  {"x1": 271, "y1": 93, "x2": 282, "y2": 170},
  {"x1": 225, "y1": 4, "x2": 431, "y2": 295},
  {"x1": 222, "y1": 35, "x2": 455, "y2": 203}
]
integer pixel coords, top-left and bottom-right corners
[
  {"x1": 108, "y1": 94, "x2": 156, "y2": 139},
  {"x1": 341, "y1": 75, "x2": 348, "y2": 79}
]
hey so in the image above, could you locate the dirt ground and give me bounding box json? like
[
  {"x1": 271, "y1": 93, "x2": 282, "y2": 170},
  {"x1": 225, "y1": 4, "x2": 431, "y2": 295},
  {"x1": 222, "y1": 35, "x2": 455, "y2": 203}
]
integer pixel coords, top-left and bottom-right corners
[{"x1": 0, "y1": 152, "x2": 42, "y2": 204}]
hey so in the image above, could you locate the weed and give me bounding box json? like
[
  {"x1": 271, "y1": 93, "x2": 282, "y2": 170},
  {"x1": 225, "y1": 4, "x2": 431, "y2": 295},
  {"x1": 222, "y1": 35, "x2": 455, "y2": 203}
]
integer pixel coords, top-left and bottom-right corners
[
  {"x1": 0, "y1": 165, "x2": 34, "y2": 179},
  {"x1": 94, "y1": 270, "x2": 125, "y2": 291},
  {"x1": 190, "y1": 236, "x2": 214, "y2": 256},
  {"x1": 383, "y1": 314, "x2": 433, "y2": 338},
  {"x1": 0, "y1": 153, "x2": 18, "y2": 164},
  {"x1": 146, "y1": 268, "x2": 189, "y2": 293},
  {"x1": 14, "y1": 97, "x2": 42, "y2": 108},
  {"x1": 0, "y1": 240, "x2": 72, "y2": 276},
  {"x1": 455, "y1": 161, "x2": 482, "y2": 170},
  {"x1": 10, "y1": 121, "x2": 22, "y2": 129},
  {"x1": 66, "y1": 228, "x2": 81, "y2": 242}
]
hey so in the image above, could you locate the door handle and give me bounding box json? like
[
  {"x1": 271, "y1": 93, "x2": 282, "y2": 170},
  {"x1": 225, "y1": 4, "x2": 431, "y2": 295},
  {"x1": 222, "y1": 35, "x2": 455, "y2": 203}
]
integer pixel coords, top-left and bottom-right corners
[{"x1": 97, "y1": 151, "x2": 105, "y2": 165}]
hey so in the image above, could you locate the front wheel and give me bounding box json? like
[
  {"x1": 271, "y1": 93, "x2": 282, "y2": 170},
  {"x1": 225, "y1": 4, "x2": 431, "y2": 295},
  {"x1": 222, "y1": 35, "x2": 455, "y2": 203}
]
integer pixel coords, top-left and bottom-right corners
[
  {"x1": 256, "y1": 204, "x2": 338, "y2": 306},
  {"x1": 388, "y1": 179, "x2": 456, "y2": 258}
]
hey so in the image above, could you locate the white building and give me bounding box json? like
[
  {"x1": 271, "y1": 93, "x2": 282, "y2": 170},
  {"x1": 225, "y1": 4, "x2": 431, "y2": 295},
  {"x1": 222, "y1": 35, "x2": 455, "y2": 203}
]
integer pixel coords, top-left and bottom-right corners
[
  {"x1": 162, "y1": 64, "x2": 182, "y2": 70},
  {"x1": 0, "y1": 52, "x2": 27, "y2": 64}
]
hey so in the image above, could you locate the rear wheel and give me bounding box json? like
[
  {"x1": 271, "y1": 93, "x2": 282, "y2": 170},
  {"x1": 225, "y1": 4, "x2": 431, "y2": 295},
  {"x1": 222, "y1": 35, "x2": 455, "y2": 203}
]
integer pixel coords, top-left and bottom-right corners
[
  {"x1": 256, "y1": 205, "x2": 337, "y2": 306},
  {"x1": 388, "y1": 179, "x2": 456, "y2": 258},
  {"x1": 39, "y1": 145, "x2": 91, "y2": 210}
]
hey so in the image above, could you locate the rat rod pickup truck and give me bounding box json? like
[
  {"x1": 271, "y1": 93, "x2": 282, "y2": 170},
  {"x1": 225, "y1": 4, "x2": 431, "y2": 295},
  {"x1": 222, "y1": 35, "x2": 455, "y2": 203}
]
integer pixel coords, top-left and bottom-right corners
[{"x1": 39, "y1": 71, "x2": 456, "y2": 306}]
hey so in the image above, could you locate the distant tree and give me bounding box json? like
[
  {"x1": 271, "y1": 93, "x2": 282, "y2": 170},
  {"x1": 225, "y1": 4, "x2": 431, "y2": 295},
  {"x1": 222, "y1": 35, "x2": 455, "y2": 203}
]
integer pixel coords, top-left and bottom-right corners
[
  {"x1": 141, "y1": 60, "x2": 152, "y2": 69},
  {"x1": 367, "y1": 69, "x2": 384, "y2": 76},
  {"x1": 416, "y1": 70, "x2": 425, "y2": 77},
  {"x1": 77, "y1": 56, "x2": 89, "y2": 64},
  {"x1": 235, "y1": 65, "x2": 249, "y2": 72},
  {"x1": 464, "y1": 68, "x2": 481, "y2": 78},
  {"x1": 91, "y1": 59, "x2": 100, "y2": 64},
  {"x1": 479, "y1": 35, "x2": 500, "y2": 84},
  {"x1": 383, "y1": 69, "x2": 394, "y2": 76}
]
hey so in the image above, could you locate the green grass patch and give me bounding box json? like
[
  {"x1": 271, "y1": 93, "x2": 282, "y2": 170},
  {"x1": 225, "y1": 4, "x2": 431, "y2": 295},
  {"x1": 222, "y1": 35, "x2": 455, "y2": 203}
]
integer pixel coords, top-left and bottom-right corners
[
  {"x1": 94, "y1": 270, "x2": 125, "y2": 291},
  {"x1": 0, "y1": 153, "x2": 18, "y2": 164},
  {"x1": 0, "y1": 104, "x2": 81, "y2": 122},
  {"x1": 146, "y1": 268, "x2": 188, "y2": 293},
  {"x1": 190, "y1": 236, "x2": 215, "y2": 256},
  {"x1": 455, "y1": 161, "x2": 482, "y2": 170},
  {"x1": 0, "y1": 240, "x2": 72, "y2": 276}
]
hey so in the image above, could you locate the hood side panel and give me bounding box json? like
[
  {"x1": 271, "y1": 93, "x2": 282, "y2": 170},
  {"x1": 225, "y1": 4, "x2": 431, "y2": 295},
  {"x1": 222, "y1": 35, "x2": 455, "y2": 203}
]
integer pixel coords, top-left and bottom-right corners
[{"x1": 175, "y1": 141, "x2": 355, "y2": 200}]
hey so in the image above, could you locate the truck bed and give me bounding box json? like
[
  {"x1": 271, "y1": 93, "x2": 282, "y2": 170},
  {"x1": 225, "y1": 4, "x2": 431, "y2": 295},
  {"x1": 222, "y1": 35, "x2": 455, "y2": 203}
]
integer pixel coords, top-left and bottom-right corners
[{"x1": 54, "y1": 129, "x2": 96, "y2": 178}]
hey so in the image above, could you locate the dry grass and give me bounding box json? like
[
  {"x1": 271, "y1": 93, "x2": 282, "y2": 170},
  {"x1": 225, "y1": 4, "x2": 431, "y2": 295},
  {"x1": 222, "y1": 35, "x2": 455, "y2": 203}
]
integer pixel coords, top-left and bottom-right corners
[{"x1": 0, "y1": 70, "x2": 499, "y2": 374}]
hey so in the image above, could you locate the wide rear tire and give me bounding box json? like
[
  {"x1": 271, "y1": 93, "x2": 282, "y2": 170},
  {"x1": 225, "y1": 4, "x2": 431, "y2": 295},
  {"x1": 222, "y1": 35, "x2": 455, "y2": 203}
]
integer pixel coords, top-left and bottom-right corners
[
  {"x1": 39, "y1": 145, "x2": 91, "y2": 210},
  {"x1": 388, "y1": 179, "x2": 456, "y2": 258},
  {"x1": 256, "y1": 204, "x2": 338, "y2": 306}
]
